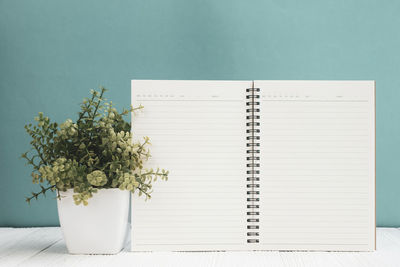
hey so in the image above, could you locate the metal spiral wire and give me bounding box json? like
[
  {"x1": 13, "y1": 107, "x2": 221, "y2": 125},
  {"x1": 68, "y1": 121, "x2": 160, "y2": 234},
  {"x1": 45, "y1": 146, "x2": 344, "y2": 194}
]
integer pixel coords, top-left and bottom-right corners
[{"x1": 245, "y1": 85, "x2": 260, "y2": 243}]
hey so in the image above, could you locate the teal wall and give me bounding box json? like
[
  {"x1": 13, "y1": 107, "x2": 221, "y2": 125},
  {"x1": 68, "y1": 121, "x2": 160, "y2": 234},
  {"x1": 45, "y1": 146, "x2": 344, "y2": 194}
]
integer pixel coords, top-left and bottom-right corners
[{"x1": 0, "y1": 0, "x2": 399, "y2": 227}]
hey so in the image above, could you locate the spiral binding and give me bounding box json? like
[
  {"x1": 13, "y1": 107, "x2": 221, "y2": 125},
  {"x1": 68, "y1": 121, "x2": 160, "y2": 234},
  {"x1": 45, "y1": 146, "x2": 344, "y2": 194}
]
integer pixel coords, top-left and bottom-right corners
[{"x1": 246, "y1": 82, "x2": 260, "y2": 244}]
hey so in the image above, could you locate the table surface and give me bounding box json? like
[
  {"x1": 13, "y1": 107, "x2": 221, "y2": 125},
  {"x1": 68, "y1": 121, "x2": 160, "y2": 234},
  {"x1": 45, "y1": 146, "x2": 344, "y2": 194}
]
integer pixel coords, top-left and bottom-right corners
[{"x1": 0, "y1": 227, "x2": 399, "y2": 267}]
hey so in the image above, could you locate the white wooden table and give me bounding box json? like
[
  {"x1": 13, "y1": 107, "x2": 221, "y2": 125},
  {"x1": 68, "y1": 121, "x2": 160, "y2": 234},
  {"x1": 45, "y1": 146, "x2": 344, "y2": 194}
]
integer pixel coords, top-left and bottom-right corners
[{"x1": 0, "y1": 227, "x2": 399, "y2": 267}]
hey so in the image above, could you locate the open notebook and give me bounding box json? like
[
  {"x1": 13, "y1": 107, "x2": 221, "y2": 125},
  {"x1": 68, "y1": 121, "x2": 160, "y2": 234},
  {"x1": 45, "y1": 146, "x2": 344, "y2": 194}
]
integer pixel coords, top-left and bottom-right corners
[{"x1": 130, "y1": 80, "x2": 375, "y2": 252}]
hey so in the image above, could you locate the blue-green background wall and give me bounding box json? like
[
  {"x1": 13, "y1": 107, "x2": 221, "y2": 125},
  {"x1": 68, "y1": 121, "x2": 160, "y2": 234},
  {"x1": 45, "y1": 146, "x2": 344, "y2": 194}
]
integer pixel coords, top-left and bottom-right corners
[{"x1": 0, "y1": 0, "x2": 399, "y2": 227}]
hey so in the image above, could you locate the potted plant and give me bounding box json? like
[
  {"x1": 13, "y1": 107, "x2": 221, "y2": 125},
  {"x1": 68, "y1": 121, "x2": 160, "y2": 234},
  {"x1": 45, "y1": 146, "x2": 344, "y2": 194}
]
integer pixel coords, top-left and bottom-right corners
[{"x1": 21, "y1": 87, "x2": 168, "y2": 254}]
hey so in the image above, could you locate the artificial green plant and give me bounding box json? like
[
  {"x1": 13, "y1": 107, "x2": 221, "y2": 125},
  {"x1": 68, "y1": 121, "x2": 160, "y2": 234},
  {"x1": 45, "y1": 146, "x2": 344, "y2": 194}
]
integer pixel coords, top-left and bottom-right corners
[{"x1": 21, "y1": 87, "x2": 168, "y2": 205}]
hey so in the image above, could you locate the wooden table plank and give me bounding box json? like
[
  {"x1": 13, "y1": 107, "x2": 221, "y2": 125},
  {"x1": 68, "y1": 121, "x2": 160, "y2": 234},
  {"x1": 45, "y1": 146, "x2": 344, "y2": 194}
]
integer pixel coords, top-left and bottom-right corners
[
  {"x1": 0, "y1": 227, "x2": 399, "y2": 267},
  {"x1": 0, "y1": 228, "x2": 38, "y2": 248},
  {"x1": 0, "y1": 228, "x2": 61, "y2": 267},
  {"x1": 17, "y1": 228, "x2": 131, "y2": 267}
]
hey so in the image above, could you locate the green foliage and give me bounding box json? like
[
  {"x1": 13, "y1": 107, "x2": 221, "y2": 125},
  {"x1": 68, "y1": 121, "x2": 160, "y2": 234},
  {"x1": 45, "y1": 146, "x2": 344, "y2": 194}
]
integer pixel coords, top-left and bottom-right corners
[
  {"x1": 21, "y1": 87, "x2": 168, "y2": 205},
  {"x1": 87, "y1": 170, "x2": 107, "y2": 187}
]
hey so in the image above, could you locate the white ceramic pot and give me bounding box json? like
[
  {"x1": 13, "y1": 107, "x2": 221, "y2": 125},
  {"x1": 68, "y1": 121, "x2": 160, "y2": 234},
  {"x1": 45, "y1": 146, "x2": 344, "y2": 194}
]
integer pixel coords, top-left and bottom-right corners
[{"x1": 57, "y1": 188, "x2": 129, "y2": 254}]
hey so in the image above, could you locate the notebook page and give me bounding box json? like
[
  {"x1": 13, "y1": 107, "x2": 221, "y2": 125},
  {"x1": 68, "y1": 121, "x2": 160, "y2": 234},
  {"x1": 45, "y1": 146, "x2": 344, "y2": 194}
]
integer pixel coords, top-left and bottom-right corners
[
  {"x1": 256, "y1": 81, "x2": 375, "y2": 251},
  {"x1": 131, "y1": 80, "x2": 250, "y2": 251}
]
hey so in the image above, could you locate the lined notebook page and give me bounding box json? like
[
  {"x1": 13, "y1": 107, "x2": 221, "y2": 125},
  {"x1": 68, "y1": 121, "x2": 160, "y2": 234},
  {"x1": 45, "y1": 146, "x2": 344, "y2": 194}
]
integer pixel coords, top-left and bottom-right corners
[
  {"x1": 256, "y1": 81, "x2": 375, "y2": 251},
  {"x1": 131, "y1": 80, "x2": 251, "y2": 251}
]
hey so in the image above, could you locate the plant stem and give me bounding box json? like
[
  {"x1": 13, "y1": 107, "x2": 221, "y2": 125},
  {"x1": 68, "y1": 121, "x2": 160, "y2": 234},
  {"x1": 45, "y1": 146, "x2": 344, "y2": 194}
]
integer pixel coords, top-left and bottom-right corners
[
  {"x1": 32, "y1": 143, "x2": 47, "y2": 165},
  {"x1": 77, "y1": 92, "x2": 96, "y2": 123},
  {"x1": 137, "y1": 138, "x2": 149, "y2": 155},
  {"x1": 141, "y1": 171, "x2": 168, "y2": 176},
  {"x1": 87, "y1": 88, "x2": 106, "y2": 143},
  {"x1": 92, "y1": 88, "x2": 106, "y2": 120},
  {"x1": 137, "y1": 186, "x2": 151, "y2": 197},
  {"x1": 26, "y1": 185, "x2": 56, "y2": 203}
]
